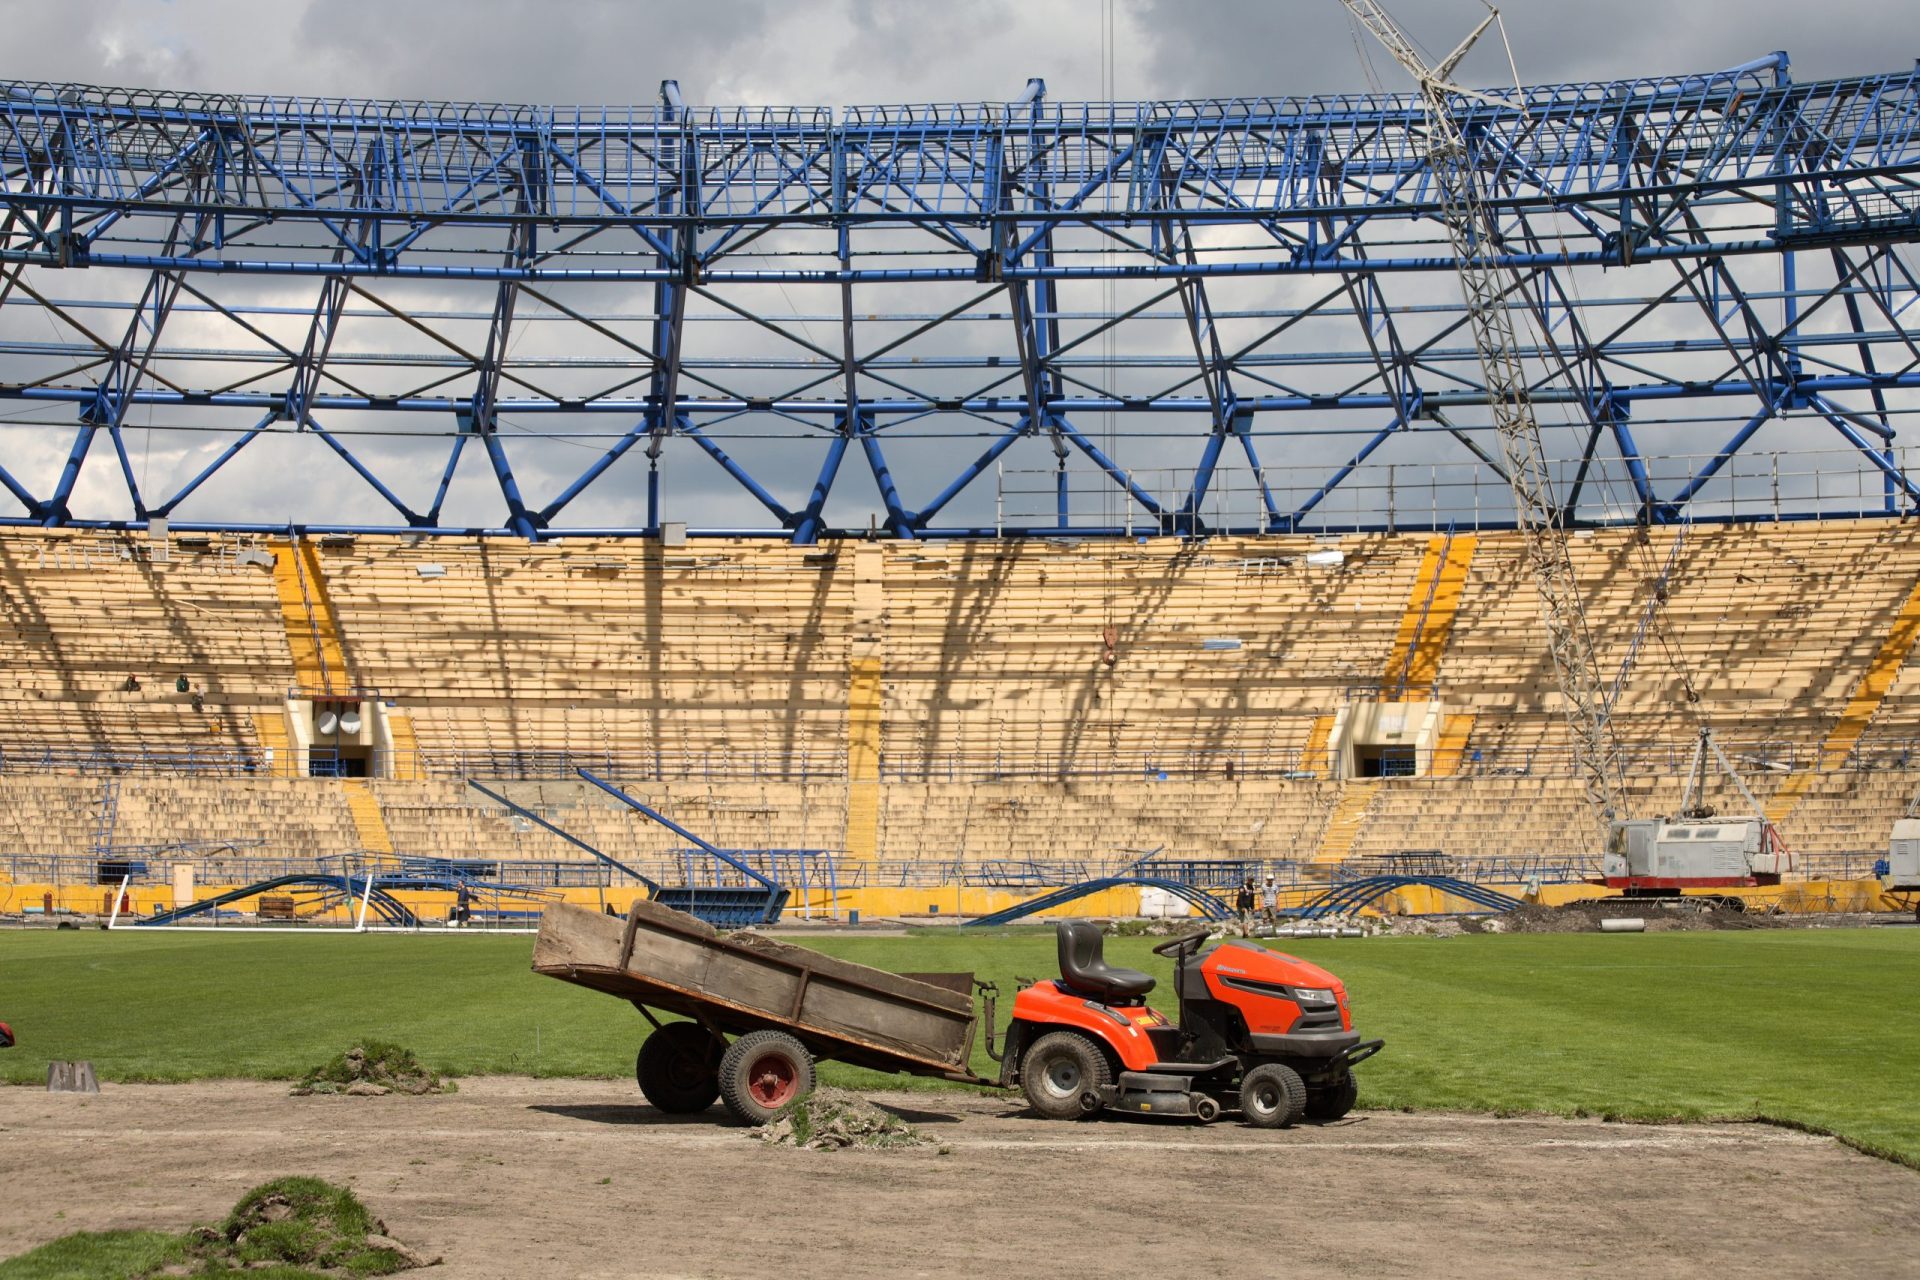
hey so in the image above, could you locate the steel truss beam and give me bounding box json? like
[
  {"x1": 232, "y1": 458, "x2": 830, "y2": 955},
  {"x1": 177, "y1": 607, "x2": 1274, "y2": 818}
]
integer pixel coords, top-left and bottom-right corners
[{"x1": 0, "y1": 62, "x2": 1915, "y2": 538}]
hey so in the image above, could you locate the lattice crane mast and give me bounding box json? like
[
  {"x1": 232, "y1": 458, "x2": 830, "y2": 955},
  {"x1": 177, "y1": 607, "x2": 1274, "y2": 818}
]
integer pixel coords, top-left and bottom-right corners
[{"x1": 1340, "y1": 1, "x2": 1630, "y2": 835}]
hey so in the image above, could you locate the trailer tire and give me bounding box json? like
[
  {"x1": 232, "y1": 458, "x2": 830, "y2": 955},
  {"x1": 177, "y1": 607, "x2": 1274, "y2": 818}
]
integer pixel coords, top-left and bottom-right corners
[
  {"x1": 718, "y1": 1030, "x2": 816, "y2": 1125},
  {"x1": 1304, "y1": 1073, "x2": 1358, "y2": 1122},
  {"x1": 1240, "y1": 1063, "x2": 1307, "y2": 1129},
  {"x1": 1020, "y1": 1031, "x2": 1112, "y2": 1121},
  {"x1": 635, "y1": 1022, "x2": 724, "y2": 1114}
]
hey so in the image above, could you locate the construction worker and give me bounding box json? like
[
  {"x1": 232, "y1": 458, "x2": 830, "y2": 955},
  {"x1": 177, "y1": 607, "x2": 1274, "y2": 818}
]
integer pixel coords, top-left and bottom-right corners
[
  {"x1": 1234, "y1": 879, "x2": 1257, "y2": 936},
  {"x1": 1260, "y1": 875, "x2": 1280, "y2": 928}
]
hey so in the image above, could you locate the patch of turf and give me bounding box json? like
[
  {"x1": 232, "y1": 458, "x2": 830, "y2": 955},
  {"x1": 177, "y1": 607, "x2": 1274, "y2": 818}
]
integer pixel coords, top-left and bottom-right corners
[
  {"x1": 0, "y1": 1178, "x2": 418, "y2": 1279},
  {"x1": 0, "y1": 1230, "x2": 187, "y2": 1280},
  {"x1": 218, "y1": 1176, "x2": 409, "y2": 1275},
  {"x1": 1, "y1": 926, "x2": 1915, "y2": 1165},
  {"x1": 296, "y1": 1041, "x2": 451, "y2": 1095}
]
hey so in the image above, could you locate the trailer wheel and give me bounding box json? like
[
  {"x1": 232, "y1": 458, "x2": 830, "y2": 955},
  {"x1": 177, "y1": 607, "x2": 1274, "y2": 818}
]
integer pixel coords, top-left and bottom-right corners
[
  {"x1": 1020, "y1": 1031, "x2": 1112, "y2": 1121},
  {"x1": 1240, "y1": 1063, "x2": 1307, "y2": 1129},
  {"x1": 635, "y1": 1022, "x2": 724, "y2": 1114},
  {"x1": 1304, "y1": 1073, "x2": 1359, "y2": 1122},
  {"x1": 718, "y1": 1030, "x2": 816, "y2": 1125}
]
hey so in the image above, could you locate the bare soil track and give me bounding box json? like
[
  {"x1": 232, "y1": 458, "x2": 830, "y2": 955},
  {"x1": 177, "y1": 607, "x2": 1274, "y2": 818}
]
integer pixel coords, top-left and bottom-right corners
[{"x1": 2, "y1": 1079, "x2": 1914, "y2": 1279}]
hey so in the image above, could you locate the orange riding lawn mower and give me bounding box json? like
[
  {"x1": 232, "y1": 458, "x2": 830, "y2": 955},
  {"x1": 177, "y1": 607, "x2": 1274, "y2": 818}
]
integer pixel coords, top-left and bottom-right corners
[
  {"x1": 992, "y1": 923, "x2": 1383, "y2": 1126},
  {"x1": 534, "y1": 902, "x2": 1379, "y2": 1130}
]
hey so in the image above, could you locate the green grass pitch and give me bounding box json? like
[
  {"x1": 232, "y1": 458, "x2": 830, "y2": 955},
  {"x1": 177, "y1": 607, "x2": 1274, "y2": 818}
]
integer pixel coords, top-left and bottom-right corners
[{"x1": 1, "y1": 926, "x2": 1914, "y2": 1166}]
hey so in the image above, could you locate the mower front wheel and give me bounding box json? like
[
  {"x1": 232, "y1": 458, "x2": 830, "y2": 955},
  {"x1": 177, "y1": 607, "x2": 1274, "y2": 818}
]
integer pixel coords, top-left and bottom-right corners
[
  {"x1": 1304, "y1": 1073, "x2": 1359, "y2": 1122},
  {"x1": 1240, "y1": 1063, "x2": 1307, "y2": 1129},
  {"x1": 1021, "y1": 1031, "x2": 1112, "y2": 1121}
]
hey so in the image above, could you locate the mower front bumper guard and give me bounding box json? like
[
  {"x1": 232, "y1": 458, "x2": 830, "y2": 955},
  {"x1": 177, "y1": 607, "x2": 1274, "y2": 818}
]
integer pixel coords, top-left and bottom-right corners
[{"x1": 1327, "y1": 1038, "x2": 1384, "y2": 1074}]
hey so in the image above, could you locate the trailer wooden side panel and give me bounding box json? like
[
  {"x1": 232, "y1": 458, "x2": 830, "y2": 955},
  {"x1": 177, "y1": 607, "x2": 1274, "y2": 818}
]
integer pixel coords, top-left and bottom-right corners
[{"x1": 532, "y1": 900, "x2": 980, "y2": 1078}]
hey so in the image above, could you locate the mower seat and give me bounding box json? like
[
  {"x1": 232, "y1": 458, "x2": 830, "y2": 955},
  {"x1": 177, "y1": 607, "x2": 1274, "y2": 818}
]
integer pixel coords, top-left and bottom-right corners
[{"x1": 1056, "y1": 921, "x2": 1156, "y2": 1001}]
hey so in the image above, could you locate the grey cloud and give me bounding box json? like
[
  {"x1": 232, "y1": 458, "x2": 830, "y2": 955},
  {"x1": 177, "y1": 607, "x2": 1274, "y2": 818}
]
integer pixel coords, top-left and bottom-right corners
[
  {"x1": 9, "y1": 1, "x2": 1915, "y2": 109},
  {"x1": 1135, "y1": 0, "x2": 1917, "y2": 99}
]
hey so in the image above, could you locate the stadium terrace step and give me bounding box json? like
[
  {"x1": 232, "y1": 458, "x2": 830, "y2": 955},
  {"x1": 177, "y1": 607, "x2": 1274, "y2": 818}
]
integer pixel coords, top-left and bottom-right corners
[{"x1": 1312, "y1": 780, "x2": 1383, "y2": 866}]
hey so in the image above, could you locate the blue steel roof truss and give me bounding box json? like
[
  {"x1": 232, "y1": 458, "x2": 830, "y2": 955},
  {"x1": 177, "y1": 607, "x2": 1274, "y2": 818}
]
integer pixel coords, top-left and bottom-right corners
[{"x1": 0, "y1": 60, "x2": 1918, "y2": 540}]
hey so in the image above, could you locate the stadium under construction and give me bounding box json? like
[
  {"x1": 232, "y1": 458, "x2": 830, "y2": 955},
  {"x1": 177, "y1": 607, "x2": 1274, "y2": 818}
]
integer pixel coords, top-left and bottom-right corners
[{"x1": 2, "y1": 50, "x2": 1919, "y2": 926}]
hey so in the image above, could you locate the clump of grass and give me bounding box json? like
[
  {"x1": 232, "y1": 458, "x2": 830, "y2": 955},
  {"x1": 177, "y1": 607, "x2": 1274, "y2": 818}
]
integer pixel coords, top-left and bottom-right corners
[
  {"x1": 210, "y1": 1176, "x2": 413, "y2": 1275},
  {"x1": 0, "y1": 1177, "x2": 434, "y2": 1278},
  {"x1": 293, "y1": 1041, "x2": 453, "y2": 1097},
  {"x1": 0, "y1": 1229, "x2": 187, "y2": 1279}
]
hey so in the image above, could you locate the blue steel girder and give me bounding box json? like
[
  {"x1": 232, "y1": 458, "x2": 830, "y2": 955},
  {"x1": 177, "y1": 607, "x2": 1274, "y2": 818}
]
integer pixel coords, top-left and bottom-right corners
[
  {"x1": 2, "y1": 66, "x2": 1912, "y2": 264},
  {"x1": 633, "y1": 83, "x2": 696, "y2": 534},
  {"x1": 45, "y1": 208, "x2": 201, "y2": 524},
  {"x1": 0, "y1": 60, "x2": 1916, "y2": 538},
  {"x1": 998, "y1": 77, "x2": 1076, "y2": 522},
  {"x1": 1494, "y1": 224, "x2": 1659, "y2": 519},
  {"x1": 1162, "y1": 200, "x2": 1242, "y2": 534}
]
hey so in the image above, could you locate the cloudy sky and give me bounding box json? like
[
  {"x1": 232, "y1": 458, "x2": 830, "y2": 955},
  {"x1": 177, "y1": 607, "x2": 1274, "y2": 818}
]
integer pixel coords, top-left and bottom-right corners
[
  {"x1": 6, "y1": 0, "x2": 1914, "y2": 107},
  {"x1": 1, "y1": 1, "x2": 1916, "y2": 534}
]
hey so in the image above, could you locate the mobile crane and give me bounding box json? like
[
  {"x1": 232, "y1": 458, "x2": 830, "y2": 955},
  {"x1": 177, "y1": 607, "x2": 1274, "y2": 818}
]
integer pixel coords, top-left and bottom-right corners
[{"x1": 1339, "y1": 1, "x2": 1795, "y2": 897}]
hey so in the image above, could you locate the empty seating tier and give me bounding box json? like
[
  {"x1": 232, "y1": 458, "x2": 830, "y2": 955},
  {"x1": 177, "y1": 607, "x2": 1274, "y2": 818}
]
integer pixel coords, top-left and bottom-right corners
[{"x1": 3, "y1": 521, "x2": 1919, "y2": 869}]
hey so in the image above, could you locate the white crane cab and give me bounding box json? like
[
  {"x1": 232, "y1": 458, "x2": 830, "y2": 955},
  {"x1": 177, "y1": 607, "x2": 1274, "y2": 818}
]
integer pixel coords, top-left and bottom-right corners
[
  {"x1": 1885, "y1": 819, "x2": 1920, "y2": 892},
  {"x1": 1605, "y1": 816, "x2": 1793, "y2": 892}
]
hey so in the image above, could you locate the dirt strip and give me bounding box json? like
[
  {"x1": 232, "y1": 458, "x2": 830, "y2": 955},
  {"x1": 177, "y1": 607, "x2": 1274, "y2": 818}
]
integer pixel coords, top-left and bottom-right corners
[{"x1": 2, "y1": 1078, "x2": 1914, "y2": 1279}]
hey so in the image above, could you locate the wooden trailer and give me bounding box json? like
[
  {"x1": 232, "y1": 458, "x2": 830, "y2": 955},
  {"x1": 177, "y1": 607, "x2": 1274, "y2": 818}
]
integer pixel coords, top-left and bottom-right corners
[{"x1": 532, "y1": 900, "x2": 987, "y2": 1123}]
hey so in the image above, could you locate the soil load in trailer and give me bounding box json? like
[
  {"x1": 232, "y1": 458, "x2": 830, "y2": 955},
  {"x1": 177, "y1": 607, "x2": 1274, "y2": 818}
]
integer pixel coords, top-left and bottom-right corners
[{"x1": 532, "y1": 901, "x2": 985, "y2": 1121}]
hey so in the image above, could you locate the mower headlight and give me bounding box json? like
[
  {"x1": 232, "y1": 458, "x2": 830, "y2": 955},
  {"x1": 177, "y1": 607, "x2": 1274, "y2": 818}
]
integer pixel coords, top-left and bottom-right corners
[{"x1": 1289, "y1": 986, "x2": 1337, "y2": 1007}]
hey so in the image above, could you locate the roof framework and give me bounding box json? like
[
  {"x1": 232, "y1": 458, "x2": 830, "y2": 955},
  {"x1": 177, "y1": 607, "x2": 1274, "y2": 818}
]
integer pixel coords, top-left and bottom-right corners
[{"x1": 0, "y1": 58, "x2": 1917, "y2": 540}]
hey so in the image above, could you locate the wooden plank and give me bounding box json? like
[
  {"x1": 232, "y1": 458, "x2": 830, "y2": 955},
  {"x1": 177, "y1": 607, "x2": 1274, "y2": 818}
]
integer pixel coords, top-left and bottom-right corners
[
  {"x1": 800, "y1": 979, "x2": 971, "y2": 1064},
  {"x1": 530, "y1": 898, "x2": 626, "y2": 972},
  {"x1": 726, "y1": 928, "x2": 971, "y2": 1016},
  {"x1": 700, "y1": 947, "x2": 803, "y2": 1013},
  {"x1": 789, "y1": 967, "x2": 813, "y2": 1022},
  {"x1": 899, "y1": 971, "x2": 973, "y2": 997}
]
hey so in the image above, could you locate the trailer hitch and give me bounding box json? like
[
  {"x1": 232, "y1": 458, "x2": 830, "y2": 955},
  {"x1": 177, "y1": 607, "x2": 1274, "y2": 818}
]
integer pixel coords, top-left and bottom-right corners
[{"x1": 975, "y1": 980, "x2": 1003, "y2": 1062}]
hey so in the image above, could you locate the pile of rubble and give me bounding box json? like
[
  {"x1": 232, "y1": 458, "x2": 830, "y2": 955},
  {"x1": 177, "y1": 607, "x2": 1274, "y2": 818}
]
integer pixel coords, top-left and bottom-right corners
[{"x1": 750, "y1": 1087, "x2": 939, "y2": 1152}]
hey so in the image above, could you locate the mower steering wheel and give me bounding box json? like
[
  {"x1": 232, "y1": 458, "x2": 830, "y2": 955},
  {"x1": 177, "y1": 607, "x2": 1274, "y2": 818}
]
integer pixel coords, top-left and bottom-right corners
[{"x1": 1152, "y1": 929, "x2": 1211, "y2": 958}]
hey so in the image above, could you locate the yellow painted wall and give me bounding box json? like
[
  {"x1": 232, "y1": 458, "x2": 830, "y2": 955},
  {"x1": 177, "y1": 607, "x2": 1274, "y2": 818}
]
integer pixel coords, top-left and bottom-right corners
[{"x1": 10, "y1": 878, "x2": 1900, "y2": 926}]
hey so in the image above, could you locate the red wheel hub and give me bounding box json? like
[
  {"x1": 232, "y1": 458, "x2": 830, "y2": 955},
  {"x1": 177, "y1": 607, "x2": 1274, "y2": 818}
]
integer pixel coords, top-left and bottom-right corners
[{"x1": 746, "y1": 1052, "x2": 799, "y2": 1108}]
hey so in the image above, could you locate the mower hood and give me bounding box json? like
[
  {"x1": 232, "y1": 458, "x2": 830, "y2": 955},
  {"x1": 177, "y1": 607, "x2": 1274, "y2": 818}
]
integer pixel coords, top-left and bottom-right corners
[{"x1": 1203, "y1": 940, "x2": 1346, "y2": 996}]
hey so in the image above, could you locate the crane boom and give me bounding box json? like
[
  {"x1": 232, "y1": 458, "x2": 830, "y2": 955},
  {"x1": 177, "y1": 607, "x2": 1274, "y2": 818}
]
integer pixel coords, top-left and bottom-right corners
[{"x1": 1341, "y1": 0, "x2": 1630, "y2": 830}]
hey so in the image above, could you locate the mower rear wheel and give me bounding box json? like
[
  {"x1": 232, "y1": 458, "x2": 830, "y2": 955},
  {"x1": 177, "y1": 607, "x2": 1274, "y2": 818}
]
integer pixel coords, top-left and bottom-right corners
[
  {"x1": 1240, "y1": 1063, "x2": 1307, "y2": 1129},
  {"x1": 1021, "y1": 1031, "x2": 1112, "y2": 1121},
  {"x1": 635, "y1": 1022, "x2": 724, "y2": 1114},
  {"x1": 1304, "y1": 1073, "x2": 1358, "y2": 1122},
  {"x1": 718, "y1": 1030, "x2": 816, "y2": 1125}
]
